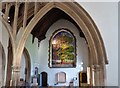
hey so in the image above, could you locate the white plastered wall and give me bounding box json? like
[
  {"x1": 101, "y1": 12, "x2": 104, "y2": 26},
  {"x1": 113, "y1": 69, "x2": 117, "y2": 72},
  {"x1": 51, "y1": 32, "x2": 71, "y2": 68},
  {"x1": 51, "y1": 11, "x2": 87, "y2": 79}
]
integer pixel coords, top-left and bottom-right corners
[{"x1": 25, "y1": 19, "x2": 89, "y2": 86}]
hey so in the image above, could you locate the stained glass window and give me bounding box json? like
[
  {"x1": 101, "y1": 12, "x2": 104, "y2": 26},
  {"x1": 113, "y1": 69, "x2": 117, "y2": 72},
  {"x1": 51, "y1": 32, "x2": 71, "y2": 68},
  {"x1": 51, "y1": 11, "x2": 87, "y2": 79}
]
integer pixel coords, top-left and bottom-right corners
[{"x1": 49, "y1": 28, "x2": 76, "y2": 68}]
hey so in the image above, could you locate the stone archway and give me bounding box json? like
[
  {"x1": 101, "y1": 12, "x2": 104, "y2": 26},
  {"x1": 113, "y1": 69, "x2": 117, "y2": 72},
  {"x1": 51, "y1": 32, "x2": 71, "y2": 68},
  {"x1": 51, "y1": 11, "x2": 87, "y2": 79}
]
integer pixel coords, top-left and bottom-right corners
[
  {"x1": 0, "y1": 43, "x2": 6, "y2": 87},
  {"x1": 12, "y1": 2, "x2": 108, "y2": 86},
  {"x1": 23, "y1": 47, "x2": 31, "y2": 83},
  {"x1": 19, "y1": 47, "x2": 31, "y2": 84},
  {"x1": 0, "y1": 16, "x2": 15, "y2": 59}
]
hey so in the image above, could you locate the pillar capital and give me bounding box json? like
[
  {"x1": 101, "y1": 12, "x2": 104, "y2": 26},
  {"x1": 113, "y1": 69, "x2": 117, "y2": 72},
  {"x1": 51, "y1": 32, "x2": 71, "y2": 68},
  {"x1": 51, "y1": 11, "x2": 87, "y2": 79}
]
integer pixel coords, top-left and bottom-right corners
[
  {"x1": 11, "y1": 65, "x2": 21, "y2": 86},
  {"x1": 92, "y1": 65, "x2": 101, "y2": 71},
  {"x1": 15, "y1": 2, "x2": 20, "y2": 8},
  {"x1": 92, "y1": 64, "x2": 105, "y2": 86},
  {"x1": 6, "y1": 3, "x2": 12, "y2": 7},
  {"x1": 12, "y1": 65, "x2": 21, "y2": 72}
]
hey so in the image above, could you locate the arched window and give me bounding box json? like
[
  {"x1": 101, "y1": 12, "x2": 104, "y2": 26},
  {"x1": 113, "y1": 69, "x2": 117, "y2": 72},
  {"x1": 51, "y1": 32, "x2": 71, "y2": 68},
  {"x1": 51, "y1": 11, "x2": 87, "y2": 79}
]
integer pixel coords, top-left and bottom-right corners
[{"x1": 49, "y1": 28, "x2": 76, "y2": 68}]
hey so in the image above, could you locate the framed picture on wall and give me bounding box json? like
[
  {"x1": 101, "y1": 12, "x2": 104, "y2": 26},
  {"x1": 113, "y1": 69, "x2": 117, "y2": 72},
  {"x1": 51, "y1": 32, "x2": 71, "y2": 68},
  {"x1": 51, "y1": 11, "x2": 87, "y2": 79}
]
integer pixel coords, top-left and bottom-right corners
[{"x1": 49, "y1": 28, "x2": 76, "y2": 68}]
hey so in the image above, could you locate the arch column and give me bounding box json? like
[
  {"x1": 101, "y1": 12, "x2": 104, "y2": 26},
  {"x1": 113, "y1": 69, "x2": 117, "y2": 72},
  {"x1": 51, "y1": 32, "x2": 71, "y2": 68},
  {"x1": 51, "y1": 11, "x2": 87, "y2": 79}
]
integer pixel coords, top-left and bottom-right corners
[
  {"x1": 0, "y1": 43, "x2": 6, "y2": 87},
  {"x1": 23, "y1": 48, "x2": 31, "y2": 83},
  {"x1": 11, "y1": 47, "x2": 31, "y2": 86},
  {"x1": 92, "y1": 64, "x2": 106, "y2": 86},
  {"x1": 10, "y1": 2, "x2": 21, "y2": 86},
  {"x1": 12, "y1": 2, "x2": 20, "y2": 38},
  {"x1": 11, "y1": 65, "x2": 21, "y2": 86},
  {"x1": 5, "y1": 40, "x2": 13, "y2": 86}
]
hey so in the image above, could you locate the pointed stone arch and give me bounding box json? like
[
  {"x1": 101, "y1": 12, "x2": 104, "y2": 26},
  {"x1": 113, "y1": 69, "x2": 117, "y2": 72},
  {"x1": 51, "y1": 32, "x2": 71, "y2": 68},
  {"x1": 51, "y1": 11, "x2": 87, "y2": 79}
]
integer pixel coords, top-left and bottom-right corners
[
  {"x1": 0, "y1": 42, "x2": 6, "y2": 87},
  {"x1": 0, "y1": 16, "x2": 15, "y2": 62},
  {"x1": 13, "y1": 2, "x2": 108, "y2": 86},
  {"x1": 16, "y1": 2, "x2": 107, "y2": 65},
  {"x1": 23, "y1": 47, "x2": 31, "y2": 83}
]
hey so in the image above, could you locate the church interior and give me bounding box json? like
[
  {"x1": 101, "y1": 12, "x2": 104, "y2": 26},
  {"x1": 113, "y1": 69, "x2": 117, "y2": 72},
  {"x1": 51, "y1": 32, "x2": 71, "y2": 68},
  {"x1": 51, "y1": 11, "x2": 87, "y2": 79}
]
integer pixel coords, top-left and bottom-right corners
[{"x1": 0, "y1": 1, "x2": 118, "y2": 87}]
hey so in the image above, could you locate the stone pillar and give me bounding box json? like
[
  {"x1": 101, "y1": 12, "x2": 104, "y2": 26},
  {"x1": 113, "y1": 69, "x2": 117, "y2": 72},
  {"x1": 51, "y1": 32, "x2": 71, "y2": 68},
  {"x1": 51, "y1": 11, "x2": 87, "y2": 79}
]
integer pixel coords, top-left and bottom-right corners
[
  {"x1": 89, "y1": 66, "x2": 93, "y2": 86},
  {"x1": 11, "y1": 3, "x2": 21, "y2": 85},
  {"x1": 0, "y1": 45, "x2": 2, "y2": 88},
  {"x1": 23, "y1": 2, "x2": 28, "y2": 29},
  {"x1": 11, "y1": 65, "x2": 21, "y2": 86},
  {"x1": 92, "y1": 65, "x2": 105, "y2": 86},
  {"x1": 12, "y1": 2, "x2": 20, "y2": 38},
  {"x1": 5, "y1": 40, "x2": 13, "y2": 86},
  {"x1": 99, "y1": 65, "x2": 106, "y2": 86}
]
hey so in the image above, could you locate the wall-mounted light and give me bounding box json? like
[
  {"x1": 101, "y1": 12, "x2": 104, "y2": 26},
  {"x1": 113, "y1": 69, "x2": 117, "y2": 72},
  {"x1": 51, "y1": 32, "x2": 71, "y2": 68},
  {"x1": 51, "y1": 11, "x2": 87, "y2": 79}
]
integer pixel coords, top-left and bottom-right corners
[
  {"x1": 8, "y1": 16, "x2": 10, "y2": 19},
  {"x1": 8, "y1": 20, "x2": 10, "y2": 23}
]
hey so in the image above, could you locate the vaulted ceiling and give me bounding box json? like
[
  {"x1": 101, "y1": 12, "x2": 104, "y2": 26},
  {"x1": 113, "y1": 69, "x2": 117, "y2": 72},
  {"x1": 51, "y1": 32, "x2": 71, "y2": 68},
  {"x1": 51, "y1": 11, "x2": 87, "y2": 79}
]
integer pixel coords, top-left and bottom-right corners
[
  {"x1": 30, "y1": 8, "x2": 85, "y2": 43},
  {"x1": 2, "y1": 3, "x2": 85, "y2": 45}
]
